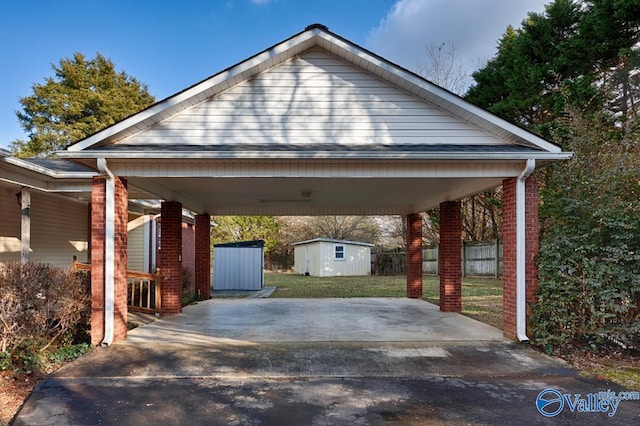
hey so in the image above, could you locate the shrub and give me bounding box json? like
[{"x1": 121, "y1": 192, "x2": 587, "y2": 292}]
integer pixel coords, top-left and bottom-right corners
[
  {"x1": 181, "y1": 292, "x2": 203, "y2": 307},
  {"x1": 532, "y1": 114, "x2": 640, "y2": 354},
  {"x1": 0, "y1": 262, "x2": 90, "y2": 368}
]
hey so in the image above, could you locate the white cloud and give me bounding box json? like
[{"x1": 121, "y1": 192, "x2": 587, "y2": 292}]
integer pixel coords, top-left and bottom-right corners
[
  {"x1": 367, "y1": 0, "x2": 549, "y2": 78},
  {"x1": 249, "y1": 0, "x2": 272, "y2": 5}
]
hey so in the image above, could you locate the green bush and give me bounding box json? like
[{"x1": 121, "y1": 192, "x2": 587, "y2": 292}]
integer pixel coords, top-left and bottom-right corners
[
  {"x1": 0, "y1": 351, "x2": 10, "y2": 371},
  {"x1": 48, "y1": 343, "x2": 91, "y2": 364},
  {"x1": 532, "y1": 115, "x2": 640, "y2": 354},
  {"x1": 181, "y1": 292, "x2": 203, "y2": 307}
]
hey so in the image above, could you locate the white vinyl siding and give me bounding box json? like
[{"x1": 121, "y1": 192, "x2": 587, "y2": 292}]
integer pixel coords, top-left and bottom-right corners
[
  {"x1": 0, "y1": 186, "x2": 21, "y2": 264},
  {"x1": 127, "y1": 215, "x2": 147, "y2": 272},
  {"x1": 294, "y1": 240, "x2": 372, "y2": 277},
  {"x1": 119, "y1": 49, "x2": 506, "y2": 148},
  {"x1": 0, "y1": 189, "x2": 89, "y2": 270}
]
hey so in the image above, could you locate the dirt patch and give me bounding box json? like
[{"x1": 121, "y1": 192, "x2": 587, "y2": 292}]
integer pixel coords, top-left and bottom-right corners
[
  {"x1": 0, "y1": 370, "x2": 46, "y2": 425},
  {"x1": 560, "y1": 348, "x2": 640, "y2": 391}
]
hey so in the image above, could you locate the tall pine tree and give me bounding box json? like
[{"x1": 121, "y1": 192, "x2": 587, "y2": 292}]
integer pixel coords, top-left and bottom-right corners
[{"x1": 12, "y1": 53, "x2": 155, "y2": 157}]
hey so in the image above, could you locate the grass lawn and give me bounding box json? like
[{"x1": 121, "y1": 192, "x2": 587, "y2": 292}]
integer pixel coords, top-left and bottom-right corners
[{"x1": 266, "y1": 272, "x2": 503, "y2": 330}]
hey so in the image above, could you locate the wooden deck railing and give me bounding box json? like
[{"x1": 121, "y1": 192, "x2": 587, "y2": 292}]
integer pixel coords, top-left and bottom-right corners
[{"x1": 73, "y1": 257, "x2": 162, "y2": 314}]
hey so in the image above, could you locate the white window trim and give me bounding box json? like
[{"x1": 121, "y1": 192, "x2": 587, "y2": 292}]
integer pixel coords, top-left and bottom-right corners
[{"x1": 334, "y1": 244, "x2": 346, "y2": 261}]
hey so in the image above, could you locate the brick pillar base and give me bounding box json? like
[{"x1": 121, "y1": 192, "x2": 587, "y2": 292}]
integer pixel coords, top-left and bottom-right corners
[
  {"x1": 439, "y1": 201, "x2": 461, "y2": 312},
  {"x1": 195, "y1": 213, "x2": 211, "y2": 300},
  {"x1": 406, "y1": 213, "x2": 423, "y2": 298},
  {"x1": 160, "y1": 201, "x2": 183, "y2": 314},
  {"x1": 90, "y1": 176, "x2": 128, "y2": 346}
]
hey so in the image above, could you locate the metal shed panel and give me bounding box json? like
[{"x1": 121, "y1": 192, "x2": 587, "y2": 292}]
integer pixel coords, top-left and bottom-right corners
[{"x1": 213, "y1": 245, "x2": 264, "y2": 290}]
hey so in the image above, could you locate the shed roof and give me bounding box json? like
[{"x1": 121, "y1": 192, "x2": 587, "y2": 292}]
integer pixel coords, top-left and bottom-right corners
[
  {"x1": 214, "y1": 240, "x2": 265, "y2": 248},
  {"x1": 292, "y1": 238, "x2": 375, "y2": 247}
]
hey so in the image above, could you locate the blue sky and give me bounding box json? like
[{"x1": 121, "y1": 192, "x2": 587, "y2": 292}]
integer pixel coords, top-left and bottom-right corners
[{"x1": 0, "y1": 0, "x2": 549, "y2": 150}]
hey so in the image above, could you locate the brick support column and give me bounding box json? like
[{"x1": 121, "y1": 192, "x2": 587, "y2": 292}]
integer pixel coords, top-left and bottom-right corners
[
  {"x1": 90, "y1": 176, "x2": 128, "y2": 346},
  {"x1": 160, "y1": 201, "x2": 183, "y2": 314},
  {"x1": 195, "y1": 213, "x2": 211, "y2": 300},
  {"x1": 406, "y1": 213, "x2": 423, "y2": 299},
  {"x1": 502, "y1": 176, "x2": 539, "y2": 340},
  {"x1": 525, "y1": 177, "x2": 540, "y2": 333},
  {"x1": 439, "y1": 201, "x2": 461, "y2": 312},
  {"x1": 502, "y1": 178, "x2": 517, "y2": 340}
]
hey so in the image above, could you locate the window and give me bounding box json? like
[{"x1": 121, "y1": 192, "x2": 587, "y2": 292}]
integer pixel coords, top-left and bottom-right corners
[{"x1": 334, "y1": 244, "x2": 345, "y2": 260}]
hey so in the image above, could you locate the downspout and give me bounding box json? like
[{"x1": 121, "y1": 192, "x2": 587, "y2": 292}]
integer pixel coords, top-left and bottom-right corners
[
  {"x1": 97, "y1": 158, "x2": 115, "y2": 347},
  {"x1": 516, "y1": 159, "x2": 536, "y2": 342}
]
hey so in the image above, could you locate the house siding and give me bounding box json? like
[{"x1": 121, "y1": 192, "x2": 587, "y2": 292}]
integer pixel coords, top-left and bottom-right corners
[
  {"x1": 119, "y1": 49, "x2": 506, "y2": 148},
  {"x1": 0, "y1": 188, "x2": 89, "y2": 270},
  {"x1": 127, "y1": 214, "x2": 146, "y2": 272}
]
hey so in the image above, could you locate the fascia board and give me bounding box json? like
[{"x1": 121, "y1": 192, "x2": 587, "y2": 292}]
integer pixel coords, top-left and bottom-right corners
[
  {"x1": 1, "y1": 156, "x2": 96, "y2": 179},
  {"x1": 0, "y1": 169, "x2": 91, "y2": 193}
]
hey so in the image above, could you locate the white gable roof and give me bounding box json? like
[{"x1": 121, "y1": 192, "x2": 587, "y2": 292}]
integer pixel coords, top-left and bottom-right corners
[
  {"x1": 63, "y1": 24, "x2": 567, "y2": 160},
  {"x1": 54, "y1": 25, "x2": 571, "y2": 216}
]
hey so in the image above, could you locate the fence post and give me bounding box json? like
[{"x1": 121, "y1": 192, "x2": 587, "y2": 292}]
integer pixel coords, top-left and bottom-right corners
[
  {"x1": 461, "y1": 241, "x2": 466, "y2": 277},
  {"x1": 154, "y1": 269, "x2": 162, "y2": 313},
  {"x1": 495, "y1": 239, "x2": 500, "y2": 279}
]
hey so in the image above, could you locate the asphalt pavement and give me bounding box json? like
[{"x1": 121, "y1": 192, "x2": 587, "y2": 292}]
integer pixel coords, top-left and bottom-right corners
[{"x1": 13, "y1": 298, "x2": 640, "y2": 425}]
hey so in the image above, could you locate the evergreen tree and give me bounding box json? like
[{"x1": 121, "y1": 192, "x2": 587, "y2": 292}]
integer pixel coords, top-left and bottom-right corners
[
  {"x1": 465, "y1": 0, "x2": 640, "y2": 352},
  {"x1": 11, "y1": 53, "x2": 155, "y2": 157}
]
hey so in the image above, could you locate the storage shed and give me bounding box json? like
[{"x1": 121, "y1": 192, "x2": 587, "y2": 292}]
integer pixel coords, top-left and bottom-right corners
[
  {"x1": 213, "y1": 240, "x2": 265, "y2": 290},
  {"x1": 293, "y1": 238, "x2": 374, "y2": 277}
]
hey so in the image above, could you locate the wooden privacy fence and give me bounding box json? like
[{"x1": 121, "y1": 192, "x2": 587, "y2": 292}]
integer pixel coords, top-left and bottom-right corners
[
  {"x1": 371, "y1": 240, "x2": 503, "y2": 277},
  {"x1": 72, "y1": 257, "x2": 162, "y2": 314}
]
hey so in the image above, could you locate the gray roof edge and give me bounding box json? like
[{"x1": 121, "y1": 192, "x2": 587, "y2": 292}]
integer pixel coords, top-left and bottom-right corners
[{"x1": 1, "y1": 155, "x2": 97, "y2": 178}]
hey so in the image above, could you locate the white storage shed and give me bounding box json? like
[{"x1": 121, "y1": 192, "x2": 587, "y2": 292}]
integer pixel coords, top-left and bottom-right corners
[
  {"x1": 293, "y1": 238, "x2": 374, "y2": 277},
  {"x1": 213, "y1": 240, "x2": 265, "y2": 290}
]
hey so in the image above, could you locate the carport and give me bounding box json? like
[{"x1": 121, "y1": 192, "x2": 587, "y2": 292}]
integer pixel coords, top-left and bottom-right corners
[{"x1": 57, "y1": 24, "x2": 570, "y2": 347}]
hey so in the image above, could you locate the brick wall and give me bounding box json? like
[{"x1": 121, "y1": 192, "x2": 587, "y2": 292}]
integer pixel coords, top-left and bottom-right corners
[
  {"x1": 525, "y1": 176, "x2": 540, "y2": 335},
  {"x1": 502, "y1": 176, "x2": 539, "y2": 340},
  {"x1": 90, "y1": 176, "x2": 128, "y2": 346},
  {"x1": 160, "y1": 201, "x2": 183, "y2": 314},
  {"x1": 502, "y1": 178, "x2": 517, "y2": 340},
  {"x1": 113, "y1": 177, "x2": 128, "y2": 344},
  {"x1": 406, "y1": 213, "x2": 423, "y2": 298},
  {"x1": 439, "y1": 201, "x2": 461, "y2": 312},
  {"x1": 182, "y1": 222, "x2": 195, "y2": 293},
  {"x1": 195, "y1": 214, "x2": 211, "y2": 300},
  {"x1": 90, "y1": 177, "x2": 105, "y2": 346}
]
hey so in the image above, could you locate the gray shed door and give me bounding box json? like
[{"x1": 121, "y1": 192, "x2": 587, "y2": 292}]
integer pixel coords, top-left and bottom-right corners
[{"x1": 214, "y1": 247, "x2": 264, "y2": 291}]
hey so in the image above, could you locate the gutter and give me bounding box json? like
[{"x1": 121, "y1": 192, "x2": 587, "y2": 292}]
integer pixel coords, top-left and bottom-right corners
[
  {"x1": 55, "y1": 150, "x2": 574, "y2": 161},
  {"x1": 96, "y1": 158, "x2": 115, "y2": 347},
  {"x1": 516, "y1": 159, "x2": 536, "y2": 342}
]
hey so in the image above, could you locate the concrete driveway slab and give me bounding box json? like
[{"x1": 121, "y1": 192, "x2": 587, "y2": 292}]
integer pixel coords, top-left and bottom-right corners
[
  {"x1": 123, "y1": 298, "x2": 504, "y2": 345},
  {"x1": 13, "y1": 298, "x2": 640, "y2": 425}
]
